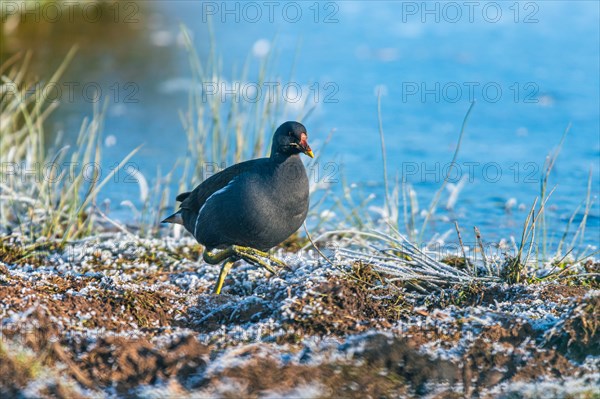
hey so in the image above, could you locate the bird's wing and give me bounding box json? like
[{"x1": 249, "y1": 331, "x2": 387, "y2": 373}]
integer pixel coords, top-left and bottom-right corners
[{"x1": 177, "y1": 159, "x2": 259, "y2": 215}]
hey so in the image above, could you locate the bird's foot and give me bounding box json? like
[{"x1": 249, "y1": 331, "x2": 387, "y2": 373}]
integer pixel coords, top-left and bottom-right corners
[
  {"x1": 230, "y1": 245, "x2": 286, "y2": 273},
  {"x1": 203, "y1": 246, "x2": 286, "y2": 294},
  {"x1": 203, "y1": 246, "x2": 285, "y2": 273}
]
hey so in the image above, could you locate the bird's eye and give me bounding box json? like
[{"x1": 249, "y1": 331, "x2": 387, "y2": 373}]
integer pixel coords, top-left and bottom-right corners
[{"x1": 288, "y1": 131, "x2": 293, "y2": 137}]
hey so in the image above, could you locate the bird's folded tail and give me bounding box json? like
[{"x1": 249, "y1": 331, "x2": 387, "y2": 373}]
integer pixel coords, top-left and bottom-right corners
[{"x1": 161, "y1": 211, "x2": 184, "y2": 225}]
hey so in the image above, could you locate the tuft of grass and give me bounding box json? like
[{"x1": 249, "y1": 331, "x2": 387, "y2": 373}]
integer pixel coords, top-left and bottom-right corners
[
  {"x1": 0, "y1": 51, "x2": 141, "y2": 244},
  {"x1": 501, "y1": 255, "x2": 527, "y2": 285},
  {"x1": 308, "y1": 227, "x2": 496, "y2": 297},
  {"x1": 497, "y1": 128, "x2": 598, "y2": 285},
  {"x1": 503, "y1": 188, "x2": 554, "y2": 284}
]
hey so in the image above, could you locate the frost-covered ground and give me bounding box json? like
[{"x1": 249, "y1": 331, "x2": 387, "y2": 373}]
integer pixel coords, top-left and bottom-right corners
[{"x1": 0, "y1": 233, "x2": 598, "y2": 398}]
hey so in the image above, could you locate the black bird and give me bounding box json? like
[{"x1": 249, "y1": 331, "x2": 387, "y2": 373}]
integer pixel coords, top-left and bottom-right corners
[{"x1": 162, "y1": 121, "x2": 314, "y2": 294}]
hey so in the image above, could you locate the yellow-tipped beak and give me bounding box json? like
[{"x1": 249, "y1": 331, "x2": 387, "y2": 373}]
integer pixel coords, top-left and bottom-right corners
[{"x1": 305, "y1": 149, "x2": 315, "y2": 158}]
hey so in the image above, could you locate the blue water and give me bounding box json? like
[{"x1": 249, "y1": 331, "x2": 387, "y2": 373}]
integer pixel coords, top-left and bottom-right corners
[{"x1": 8, "y1": 1, "x2": 599, "y2": 248}]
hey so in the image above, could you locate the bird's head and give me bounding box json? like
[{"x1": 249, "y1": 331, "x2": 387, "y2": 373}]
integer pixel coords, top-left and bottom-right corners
[{"x1": 271, "y1": 121, "x2": 314, "y2": 160}]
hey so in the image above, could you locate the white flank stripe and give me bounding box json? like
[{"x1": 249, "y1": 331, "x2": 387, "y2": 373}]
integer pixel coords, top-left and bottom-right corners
[{"x1": 194, "y1": 177, "x2": 238, "y2": 238}]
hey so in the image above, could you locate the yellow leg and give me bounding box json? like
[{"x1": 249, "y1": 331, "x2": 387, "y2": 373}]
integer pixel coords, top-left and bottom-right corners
[{"x1": 214, "y1": 260, "x2": 234, "y2": 295}]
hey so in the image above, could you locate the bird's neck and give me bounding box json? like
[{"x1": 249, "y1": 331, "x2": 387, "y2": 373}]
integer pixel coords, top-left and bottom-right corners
[{"x1": 270, "y1": 152, "x2": 300, "y2": 164}]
